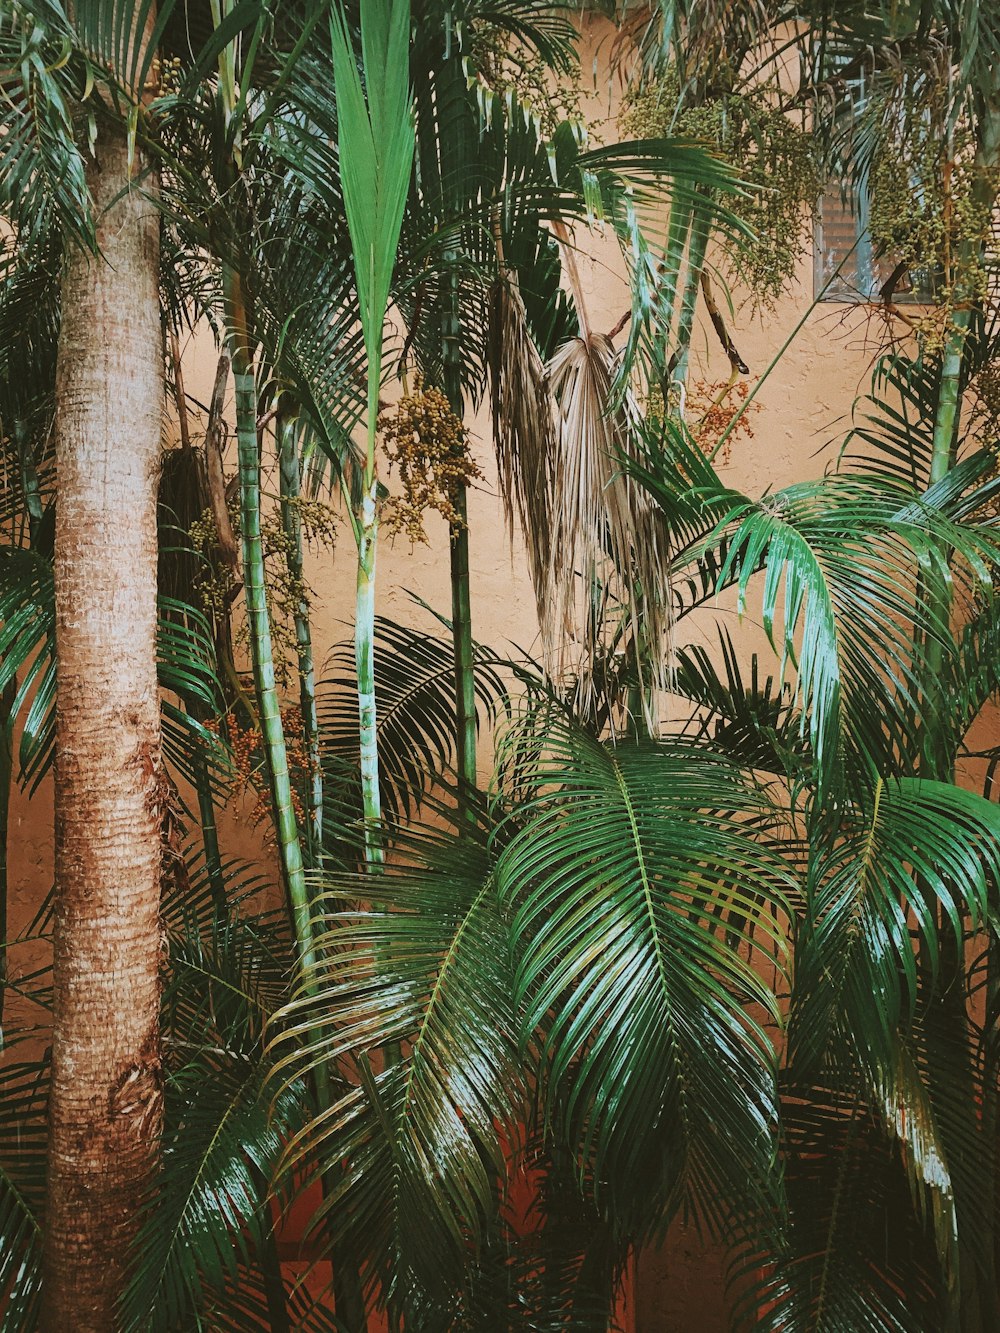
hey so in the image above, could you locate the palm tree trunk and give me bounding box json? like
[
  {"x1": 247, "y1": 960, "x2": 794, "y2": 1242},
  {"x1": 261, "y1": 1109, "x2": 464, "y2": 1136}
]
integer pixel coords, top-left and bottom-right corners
[
  {"x1": 41, "y1": 115, "x2": 165, "y2": 1331},
  {"x1": 224, "y1": 269, "x2": 316, "y2": 972},
  {"x1": 356, "y1": 480, "x2": 383, "y2": 865}
]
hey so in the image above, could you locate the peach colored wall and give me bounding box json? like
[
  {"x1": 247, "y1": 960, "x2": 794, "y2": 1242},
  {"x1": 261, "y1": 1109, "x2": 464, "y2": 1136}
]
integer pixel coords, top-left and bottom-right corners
[{"x1": 3, "y1": 17, "x2": 910, "y2": 1330}]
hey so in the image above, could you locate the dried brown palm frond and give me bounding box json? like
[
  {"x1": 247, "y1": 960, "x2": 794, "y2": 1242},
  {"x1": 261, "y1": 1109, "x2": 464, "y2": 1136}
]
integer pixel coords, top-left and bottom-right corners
[
  {"x1": 489, "y1": 261, "x2": 556, "y2": 581},
  {"x1": 545, "y1": 331, "x2": 671, "y2": 733},
  {"x1": 490, "y1": 245, "x2": 671, "y2": 734}
]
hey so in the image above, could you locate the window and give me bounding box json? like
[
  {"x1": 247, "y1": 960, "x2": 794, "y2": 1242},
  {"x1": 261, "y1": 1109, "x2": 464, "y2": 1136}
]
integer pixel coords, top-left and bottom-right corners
[
  {"x1": 814, "y1": 184, "x2": 938, "y2": 303},
  {"x1": 812, "y1": 66, "x2": 938, "y2": 304}
]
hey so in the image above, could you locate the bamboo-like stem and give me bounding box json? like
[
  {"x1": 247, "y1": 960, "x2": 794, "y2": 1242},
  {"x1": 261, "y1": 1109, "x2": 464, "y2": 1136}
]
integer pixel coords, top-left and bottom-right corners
[
  {"x1": 449, "y1": 491, "x2": 477, "y2": 812},
  {"x1": 224, "y1": 268, "x2": 315, "y2": 973},
  {"x1": 919, "y1": 92, "x2": 1000, "y2": 1333},
  {"x1": 256, "y1": 1195, "x2": 291, "y2": 1333},
  {"x1": 278, "y1": 413, "x2": 323, "y2": 862},
  {"x1": 355, "y1": 278, "x2": 385, "y2": 866},
  {"x1": 355, "y1": 477, "x2": 383, "y2": 866},
  {"x1": 211, "y1": 19, "x2": 366, "y2": 1326},
  {"x1": 923, "y1": 98, "x2": 1000, "y2": 779},
  {"x1": 228, "y1": 270, "x2": 370, "y2": 1325}
]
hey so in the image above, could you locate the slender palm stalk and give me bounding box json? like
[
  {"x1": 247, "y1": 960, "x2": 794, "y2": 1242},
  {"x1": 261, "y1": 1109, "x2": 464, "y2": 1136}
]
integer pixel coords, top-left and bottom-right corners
[
  {"x1": 919, "y1": 74, "x2": 1000, "y2": 1333},
  {"x1": 442, "y1": 258, "x2": 478, "y2": 814},
  {"x1": 0, "y1": 676, "x2": 13, "y2": 1030},
  {"x1": 225, "y1": 268, "x2": 315, "y2": 972},
  {"x1": 924, "y1": 90, "x2": 1000, "y2": 683},
  {"x1": 330, "y1": 0, "x2": 414, "y2": 865},
  {"x1": 278, "y1": 410, "x2": 322, "y2": 860}
]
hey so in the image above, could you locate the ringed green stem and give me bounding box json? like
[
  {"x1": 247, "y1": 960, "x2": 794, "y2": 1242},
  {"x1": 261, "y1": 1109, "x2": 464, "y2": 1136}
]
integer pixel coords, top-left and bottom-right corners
[{"x1": 225, "y1": 268, "x2": 315, "y2": 976}]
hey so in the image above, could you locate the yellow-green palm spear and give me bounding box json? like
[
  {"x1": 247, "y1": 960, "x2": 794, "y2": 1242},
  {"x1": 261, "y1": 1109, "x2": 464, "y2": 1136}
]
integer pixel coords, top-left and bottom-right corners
[{"x1": 331, "y1": 0, "x2": 415, "y2": 863}]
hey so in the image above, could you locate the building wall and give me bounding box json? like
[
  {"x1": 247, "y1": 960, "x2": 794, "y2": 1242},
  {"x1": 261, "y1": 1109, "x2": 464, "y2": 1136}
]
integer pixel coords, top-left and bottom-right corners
[{"x1": 4, "y1": 20, "x2": 909, "y2": 1330}]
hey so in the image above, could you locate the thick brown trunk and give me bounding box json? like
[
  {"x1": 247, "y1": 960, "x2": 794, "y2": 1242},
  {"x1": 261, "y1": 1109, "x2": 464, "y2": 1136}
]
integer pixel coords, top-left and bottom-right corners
[{"x1": 41, "y1": 114, "x2": 164, "y2": 1331}]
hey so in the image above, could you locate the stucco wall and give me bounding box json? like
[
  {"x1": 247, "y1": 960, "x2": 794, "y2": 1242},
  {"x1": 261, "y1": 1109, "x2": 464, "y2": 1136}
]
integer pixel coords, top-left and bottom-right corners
[{"x1": 4, "y1": 21, "x2": 901, "y2": 1329}]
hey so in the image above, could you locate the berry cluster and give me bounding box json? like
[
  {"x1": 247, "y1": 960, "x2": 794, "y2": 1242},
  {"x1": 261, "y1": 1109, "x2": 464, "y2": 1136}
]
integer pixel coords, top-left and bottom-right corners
[
  {"x1": 379, "y1": 380, "x2": 483, "y2": 544},
  {"x1": 208, "y1": 707, "x2": 313, "y2": 835}
]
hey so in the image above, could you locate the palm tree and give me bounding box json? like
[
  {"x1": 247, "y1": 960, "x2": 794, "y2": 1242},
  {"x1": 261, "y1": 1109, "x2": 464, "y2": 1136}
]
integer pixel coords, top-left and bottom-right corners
[
  {"x1": 9, "y1": 3, "x2": 1000, "y2": 1330},
  {"x1": 0, "y1": 4, "x2": 254, "y2": 1323},
  {"x1": 0, "y1": 7, "x2": 172, "y2": 1323}
]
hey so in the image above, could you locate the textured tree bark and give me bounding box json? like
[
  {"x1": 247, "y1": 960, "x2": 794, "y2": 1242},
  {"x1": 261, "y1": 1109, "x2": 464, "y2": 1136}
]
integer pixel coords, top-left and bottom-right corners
[{"x1": 40, "y1": 114, "x2": 164, "y2": 1331}]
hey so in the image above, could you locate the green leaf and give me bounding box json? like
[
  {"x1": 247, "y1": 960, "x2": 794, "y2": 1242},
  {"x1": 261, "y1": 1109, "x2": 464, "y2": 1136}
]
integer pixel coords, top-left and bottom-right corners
[
  {"x1": 0, "y1": 1057, "x2": 46, "y2": 1332},
  {"x1": 495, "y1": 707, "x2": 790, "y2": 1238},
  {"x1": 271, "y1": 817, "x2": 522, "y2": 1312},
  {"x1": 792, "y1": 777, "x2": 1000, "y2": 1077},
  {"x1": 329, "y1": 0, "x2": 414, "y2": 376}
]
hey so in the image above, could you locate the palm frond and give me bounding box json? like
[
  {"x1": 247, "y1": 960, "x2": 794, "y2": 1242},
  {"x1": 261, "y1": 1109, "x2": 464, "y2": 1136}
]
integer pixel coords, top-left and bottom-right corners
[
  {"x1": 271, "y1": 815, "x2": 522, "y2": 1312},
  {"x1": 329, "y1": 0, "x2": 414, "y2": 382},
  {"x1": 122, "y1": 1056, "x2": 302, "y2": 1333},
  {"x1": 0, "y1": 1056, "x2": 47, "y2": 1332},
  {"x1": 0, "y1": 536, "x2": 228, "y2": 793},
  {"x1": 709, "y1": 473, "x2": 1000, "y2": 793},
  {"x1": 494, "y1": 707, "x2": 790, "y2": 1240},
  {"x1": 673, "y1": 630, "x2": 805, "y2": 778},
  {"x1": 731, "y1": 1070, "x2": 946, "y2": 1333},
  {"x1": 123, "y1": 895, "x2": 301, "y2": 1333},
  {"x1": 791, "y1": 777, "x2": 1000, "y2": 1077},
  {"x1": 0, "y1": 3, "x2": 92, "y2": 249},
  {"x1": 317, "y1": 615, "x2": 508, "y2": 831}
]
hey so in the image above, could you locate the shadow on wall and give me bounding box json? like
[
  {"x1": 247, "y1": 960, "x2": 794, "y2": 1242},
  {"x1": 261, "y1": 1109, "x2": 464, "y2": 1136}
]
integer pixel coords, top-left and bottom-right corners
[{"x1": 637, "y1": 1222, "x2": 730, "y2": 1332}]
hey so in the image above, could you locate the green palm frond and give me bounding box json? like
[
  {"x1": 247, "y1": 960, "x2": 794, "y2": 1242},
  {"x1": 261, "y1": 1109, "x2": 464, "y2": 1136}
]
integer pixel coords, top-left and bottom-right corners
[
  {"x1": 494, "y1": 707, "x2": 790, "y2": 1239},
  {"x1": 123, "y1": 896, "x2": 302, "y2": 1333},
  {"x1": 791, "y1": 777, "x2": 1000, "y2": 1077},
  {"x1": 161, "y1": 907, "x2": 290, "y2": 1061},
  {"x1": 329, "y1": 0, "x2": 414, "y2": 393},
  {"x1": 160, "y1": 844, "x2": 271, "y2": 940},
  {"x1": 71, "y1": 0, "x2": 170, "y2": 91},
  {"x1": 868, "y1": 1016, "x2": 997, "y2": 1312},
  {"x1": 845, "y1": 351, "x2": 944, "y2": 486},
  {"x1": 731, "y1": 1071, "x2": 946, "y2": 1333},
  {"x1": 0, "y1": 3, "x2": 92, "y2": 249},
  {"x1": 121, "y1": 1057, "x2": 303, "y2": 1333},
  {"x1": 673, "y1": 631, "x2": 805, "y2": 778},
  {"x1": 0, "y1": 546, "x2": 55, "y2": 790},
  {"x1": 317, "y1": 615, "x2": 508, "y2": 830},
  {"x1": 0, "y1": 1056, "x2": 46, "y2": 1333},
  {"x1": 0, "y1": 539, "x2": 227, "y2": 792},
  {"x1": 0, "y1": 229, "x2": 59, "y2": 539},
  {"x1": 709, "y1": 473, "x2": 1000, "y2": 792},
  {"x1": 939, "y1": 597, "x2": 1000, "y2": 757},
  {"x1": 395, "y1": 1143, "x2": 628, "y2": 1333},
  {"x1": 271, "y1": 815, "x2": 522, "y2": 1312}
]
